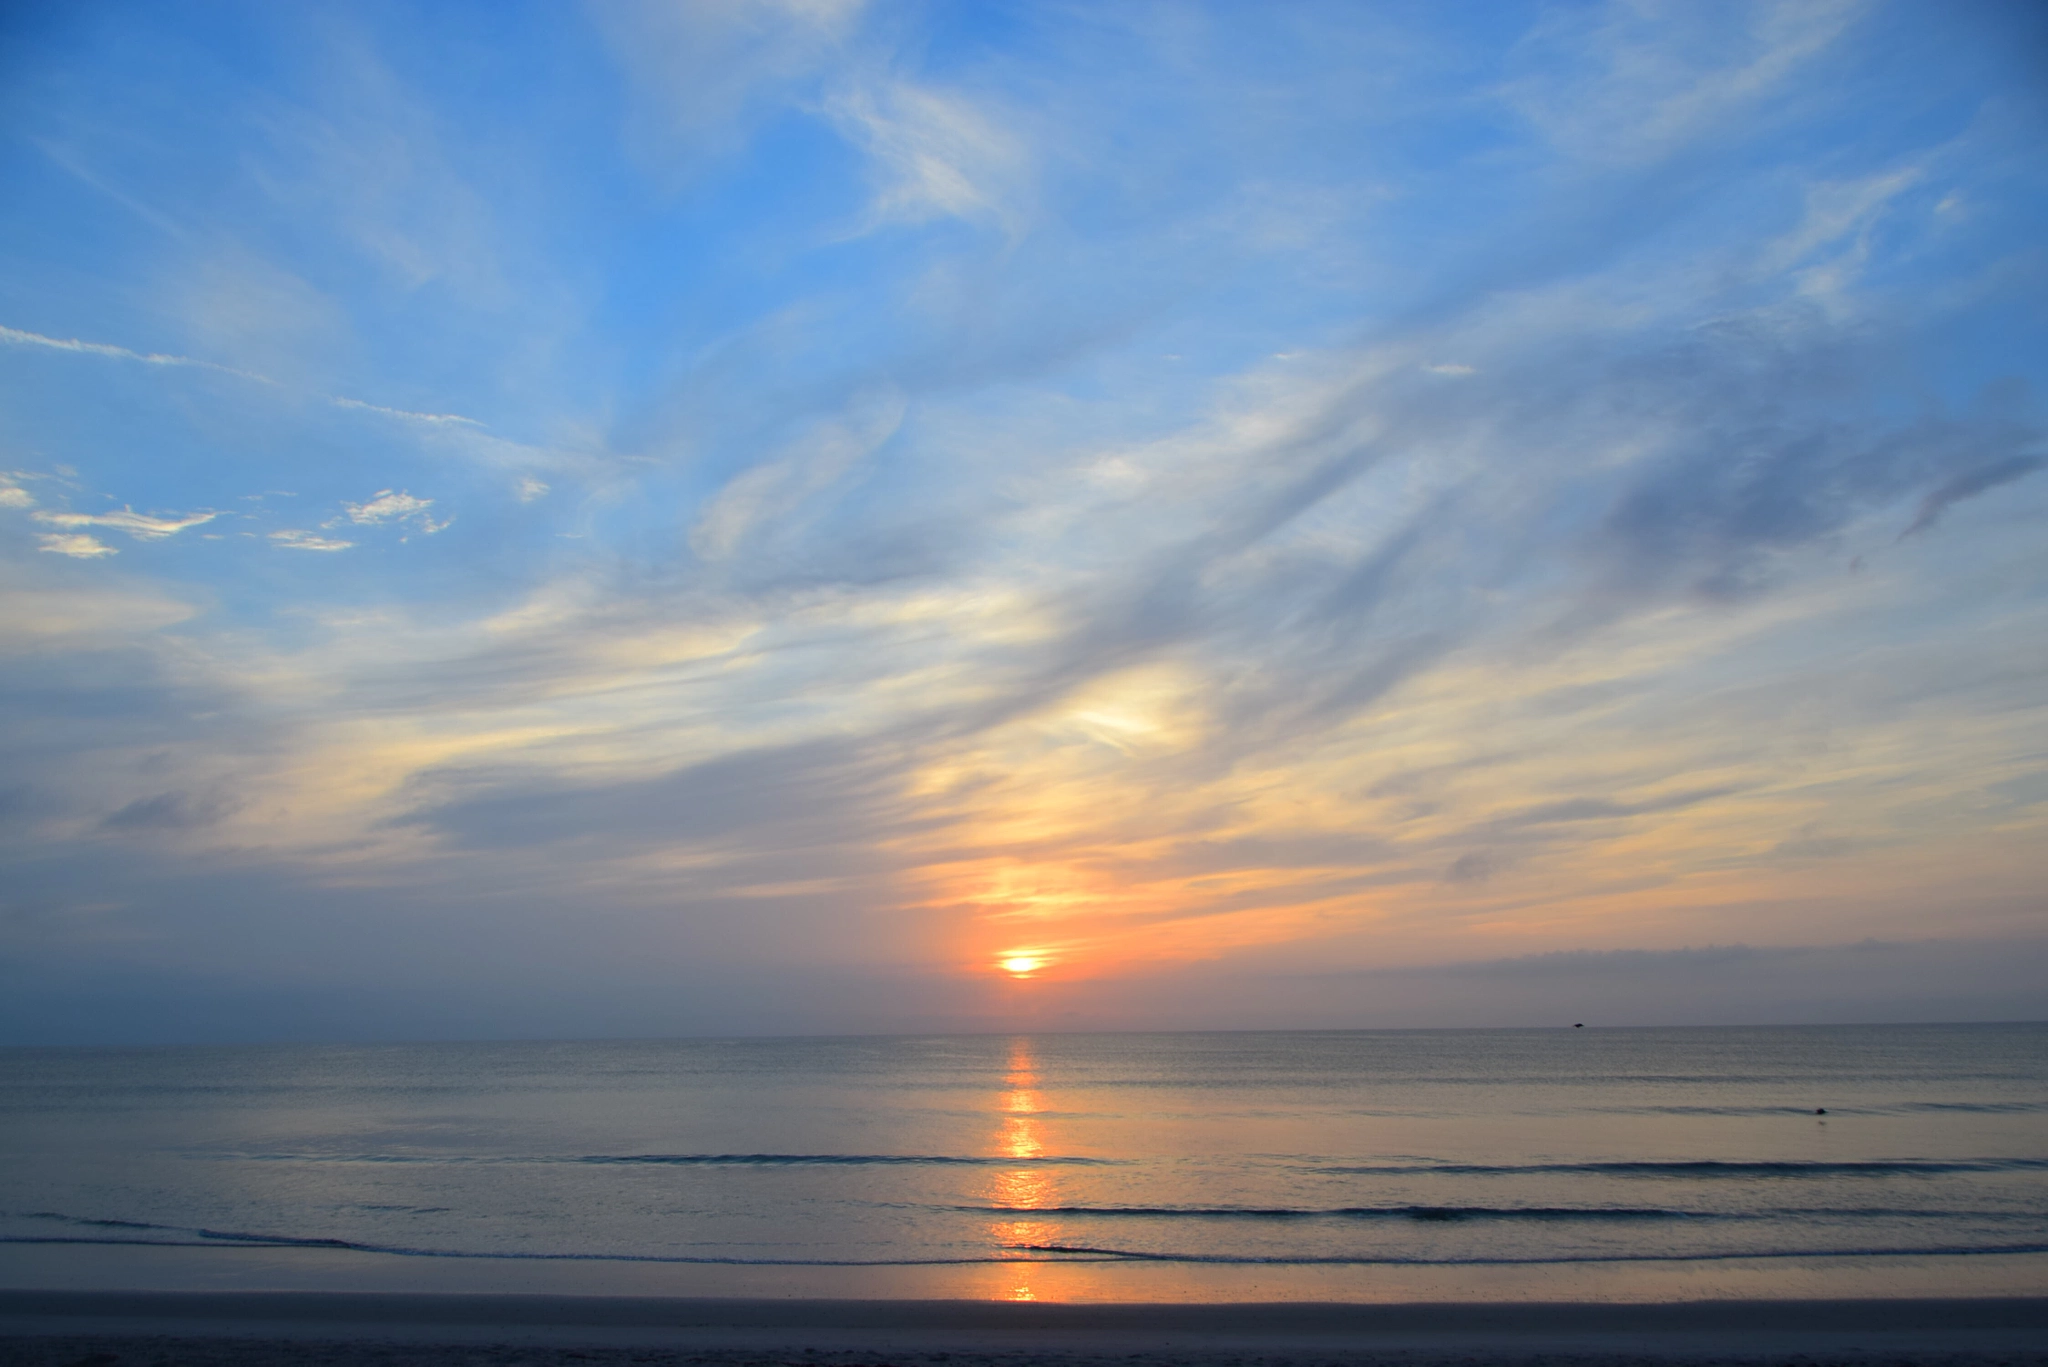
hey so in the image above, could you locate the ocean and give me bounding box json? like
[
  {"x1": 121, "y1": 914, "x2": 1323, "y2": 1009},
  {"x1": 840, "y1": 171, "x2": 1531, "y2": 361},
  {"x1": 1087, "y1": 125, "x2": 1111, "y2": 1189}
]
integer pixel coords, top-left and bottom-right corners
[{"x1": 2, "y1": 1024, "x2": 2043, "y2": 1303}]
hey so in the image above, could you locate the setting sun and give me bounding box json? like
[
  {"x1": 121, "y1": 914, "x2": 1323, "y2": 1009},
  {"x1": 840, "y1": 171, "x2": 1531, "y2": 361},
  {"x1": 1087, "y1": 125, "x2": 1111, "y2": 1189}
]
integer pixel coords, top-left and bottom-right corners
[{"x1": 999, "y1": 955, "x2": 1046, "y2": 977}]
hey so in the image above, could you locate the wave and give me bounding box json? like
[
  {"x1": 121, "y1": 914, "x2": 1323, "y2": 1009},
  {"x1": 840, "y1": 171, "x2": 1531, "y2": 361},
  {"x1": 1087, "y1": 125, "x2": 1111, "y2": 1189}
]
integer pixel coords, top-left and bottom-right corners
[
  {"x1": 945, "y1": 1202, "x2": 2048, "y2": 1223},
  {"x1": 947, "y1": 1204, "x2": 1698, "y2": 1222},
  {"x1": 6, "y1": 1211, "x2": 2043, "y2": 1270},
  {"x1": 1005, "y1": 1241, "x2": 2048, "y2": 1266},
  {"x1": 1590, "y1": 1102, "x2": 2048, "y2": 1117},
  {"x1": 230, "y1": 1152, "x2": 1122, "y2": 1167},
  {"x1": 1308, "y1": 1158, "x2": 2048, "y2": 1177},
  {"x1": 0, "y1": 1235, "x2": 1007, "y2": 1267},
  {"x1": 0, "y1": 1212, "x2": 990, "y2": 1266},
  {"x1": 1896, "y1": 1101, "x2": 2048, "y2": 1114}
]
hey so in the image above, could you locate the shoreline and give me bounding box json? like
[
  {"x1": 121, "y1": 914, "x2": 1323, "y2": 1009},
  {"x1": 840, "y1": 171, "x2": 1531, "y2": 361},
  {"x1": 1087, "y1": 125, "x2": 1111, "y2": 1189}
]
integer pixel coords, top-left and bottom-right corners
[{"x1": 4, "y1": 1291, "x2": 2047, "y2": 1365}]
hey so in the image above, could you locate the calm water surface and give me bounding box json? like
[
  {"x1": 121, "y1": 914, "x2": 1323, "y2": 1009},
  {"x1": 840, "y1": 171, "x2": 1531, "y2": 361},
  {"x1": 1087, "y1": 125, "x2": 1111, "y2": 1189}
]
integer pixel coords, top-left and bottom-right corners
[{"x1": 2, "y1": 1025, "x2": 2043, "y2": 1301}]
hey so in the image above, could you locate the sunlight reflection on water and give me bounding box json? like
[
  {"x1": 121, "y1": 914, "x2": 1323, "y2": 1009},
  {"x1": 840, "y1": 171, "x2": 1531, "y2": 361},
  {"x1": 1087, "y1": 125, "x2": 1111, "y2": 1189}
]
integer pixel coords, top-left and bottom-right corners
[{"x1": 989, "y1": 1038, "x2": 1063, "y2": 1300}]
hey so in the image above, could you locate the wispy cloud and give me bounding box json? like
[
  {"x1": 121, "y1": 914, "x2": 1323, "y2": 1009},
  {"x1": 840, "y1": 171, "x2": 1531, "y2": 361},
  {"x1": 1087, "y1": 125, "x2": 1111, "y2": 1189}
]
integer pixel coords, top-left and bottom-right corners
[
  {"x1": 1507, "y1": 0, "x2": 1867, "y2": 164},
  {"x1": 593, "y1": 0, "x2": 867, "y2": 166},
  {"x1": 36, "y1": 532, "x2": 118, "y2": 558},
  {"x1": 1900, "y1": 454, "x2": 2045, "y2": 538},
  {"x1": 828, "y1": 80, "x2": 1031, "y2": 235},
  {"x1": 102, "y1": 790, "x2": 236, "y2": 833},
  {"x1": 33, "y1": 508, "x2": 219, "y2": 540},
  {"x1": 1, "y1": 321, "x2": 270, "y2": 384},
  {"x1": 270, "y1": 529, "x2": 355, "y2": 552},
  {"x1": 335, "y1": 489, "x2": 448, "y2": 536},
  {"x1": 690, "y1": 389, "x2": 904, "y2": 561},
  {"x1": 331, "y1": 397, "x2": 480, "y2": 427},
  {"x1": 0, "y1": 322, "x2": 484, "y2": 430}
]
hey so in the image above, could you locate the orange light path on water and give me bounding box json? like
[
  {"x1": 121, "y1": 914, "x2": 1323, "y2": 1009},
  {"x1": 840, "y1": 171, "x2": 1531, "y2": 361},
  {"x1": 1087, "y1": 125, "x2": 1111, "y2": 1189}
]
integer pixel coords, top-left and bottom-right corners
[{"x1": 986, "y1": 1038, "x2": 1062, "y2": 1301}]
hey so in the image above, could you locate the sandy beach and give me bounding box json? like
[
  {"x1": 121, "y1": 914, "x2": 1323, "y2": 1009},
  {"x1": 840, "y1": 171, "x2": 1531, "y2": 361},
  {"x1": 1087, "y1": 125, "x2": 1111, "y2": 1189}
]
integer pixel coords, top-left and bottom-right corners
[{"x1": 4, "y1": 1292, "x2": 2046, "y2": 1366}]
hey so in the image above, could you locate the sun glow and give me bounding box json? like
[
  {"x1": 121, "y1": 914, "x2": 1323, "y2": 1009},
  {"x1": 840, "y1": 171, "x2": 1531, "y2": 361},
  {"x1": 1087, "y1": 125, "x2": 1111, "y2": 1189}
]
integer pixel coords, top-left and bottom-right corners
[{"x1": 999, "y1": 954, "x2": 1046, "y2": 977}]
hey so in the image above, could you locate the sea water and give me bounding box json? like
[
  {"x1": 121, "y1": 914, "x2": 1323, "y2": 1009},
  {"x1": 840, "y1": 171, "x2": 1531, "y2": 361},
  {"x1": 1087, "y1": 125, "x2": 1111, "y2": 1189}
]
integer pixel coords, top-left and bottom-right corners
[{"x1": 2, "y1": 1025, "x2": 2043, "y2": 1302}]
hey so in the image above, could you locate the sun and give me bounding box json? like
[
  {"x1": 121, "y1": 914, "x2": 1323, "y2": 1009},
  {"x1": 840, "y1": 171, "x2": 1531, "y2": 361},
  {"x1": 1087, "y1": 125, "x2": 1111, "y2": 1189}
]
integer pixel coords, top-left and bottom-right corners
[{"x1": 999, "y1": 954, "x2": 1046, "y2": 977}]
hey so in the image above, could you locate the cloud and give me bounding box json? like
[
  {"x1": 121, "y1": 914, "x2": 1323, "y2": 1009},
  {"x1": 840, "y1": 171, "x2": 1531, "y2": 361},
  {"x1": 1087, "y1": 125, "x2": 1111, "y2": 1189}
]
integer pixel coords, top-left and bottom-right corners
[
  {"x1": 335, "y1": 489, "x2": 448, "y2": 535},
  {"x1": 399, "y1": 733, "x2": 902, "y2": 859},
  {"x1": 690, "y1": 389, "x2": 904, "y2": 561},
  {"x1": 0, "y1": 476, "x2": 36, "y2": 509},
  {"x1": 19, "y1": 217, "x2": 2031, "y2": 998},
  {"x1": 1763, "y1": 166, "x2": 1924, "y2": 273},
  {"x1": 599, "y1": 5, "x2": 1033, "y2": 236},
  {"x1": 515, "y1": 477, "x2": 550, "y2": 502},
  {"x1": 172, "y1": 249, "x2": 349, "y2": 382},
  {"x1": 0, "y1": 321, "x2": 270, "y2": 383},
  {"x1": 341, "y1": 490, "x2": 431, "y2": 523},
  {"x1": 32, "y1": 137, "x2": 192, "y2": 242},
  {"x1": 1900, "y1": 454, "x2": 2044, "y2": 538},
  {"x1": 270, "y1": 529, "x2": 354, "y2": 552},
  {"x1": 0, "y1": 586, "x2": 196, "y2": 643},
  {"x1": 1507, "y1": 0, "x2": 1866, "y2": 165},
  {"x1": 1444, "y1": 851, "x2": 1503, "y2": 884},
  {"x1": 1578, "y1": 334, "x2": 2043, "y2": 600},
  {"x1": 33, "y1": 508, "x2": 218, "y2": 540},
  {"x1": 244, "y1": 35, "x2": 519, "y2": 306},
  {"x1": 828, "y1": 80, "x2": 1031, "y2": 234},
  {"x1": 1497, "y1": 785, "x2": 1743, "y2": 828},
  {"x1": 1, "y1": 322, "x2": 484, "y2": 429},
  {"x1": 331, "y1": 398, "x2": 480, "y2": 427},
  {"x1": 592, "y1": 0, "x2": 867, "y2": 167},
  {"x1": 101, "y1": 790, "x2": 235, "y2": 832},
  {"x1": 35, "y1": 533, "x2": 116, "y2": 558}
]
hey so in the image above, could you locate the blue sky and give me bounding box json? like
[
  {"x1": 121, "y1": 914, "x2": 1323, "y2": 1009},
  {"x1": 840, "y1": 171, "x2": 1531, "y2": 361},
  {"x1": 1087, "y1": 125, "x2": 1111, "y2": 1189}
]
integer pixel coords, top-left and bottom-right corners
[{"x1": 2, "y1": 0, "x2": 2045, "y2": 1042}]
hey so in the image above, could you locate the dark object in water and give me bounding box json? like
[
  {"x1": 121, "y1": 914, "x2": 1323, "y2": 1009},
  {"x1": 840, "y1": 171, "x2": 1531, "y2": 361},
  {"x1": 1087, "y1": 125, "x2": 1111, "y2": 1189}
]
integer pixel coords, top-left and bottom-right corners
[
  {"x1": 1574, "y1": 1023, "x2": 1584, "y2": 1028},
  {"x1": 1815, "y1": 1108, "x2": 1827, "y2": 1115}
]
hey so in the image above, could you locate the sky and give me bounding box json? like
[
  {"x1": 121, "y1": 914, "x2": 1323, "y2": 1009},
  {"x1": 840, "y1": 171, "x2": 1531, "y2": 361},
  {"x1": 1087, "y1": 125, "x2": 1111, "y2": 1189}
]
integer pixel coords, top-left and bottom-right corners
[{"x1": 1, "y1": 0, "x2": 2045, "y2": 1044}]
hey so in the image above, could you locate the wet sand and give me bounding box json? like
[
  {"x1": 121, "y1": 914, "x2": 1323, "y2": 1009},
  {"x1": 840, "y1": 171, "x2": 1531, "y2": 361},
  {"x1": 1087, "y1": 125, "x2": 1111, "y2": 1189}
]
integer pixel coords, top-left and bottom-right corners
[{"x1": 3, "y1": 1292, "x2": 2046, "y2": 1366}]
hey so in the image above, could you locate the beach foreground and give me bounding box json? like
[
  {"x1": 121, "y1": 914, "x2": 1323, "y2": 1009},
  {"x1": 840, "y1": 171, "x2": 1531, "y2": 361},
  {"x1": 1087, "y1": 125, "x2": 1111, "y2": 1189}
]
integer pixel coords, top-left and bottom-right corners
[{"x1": 3, "y1": 1293, "x2": 2046, "y2": 1367}]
